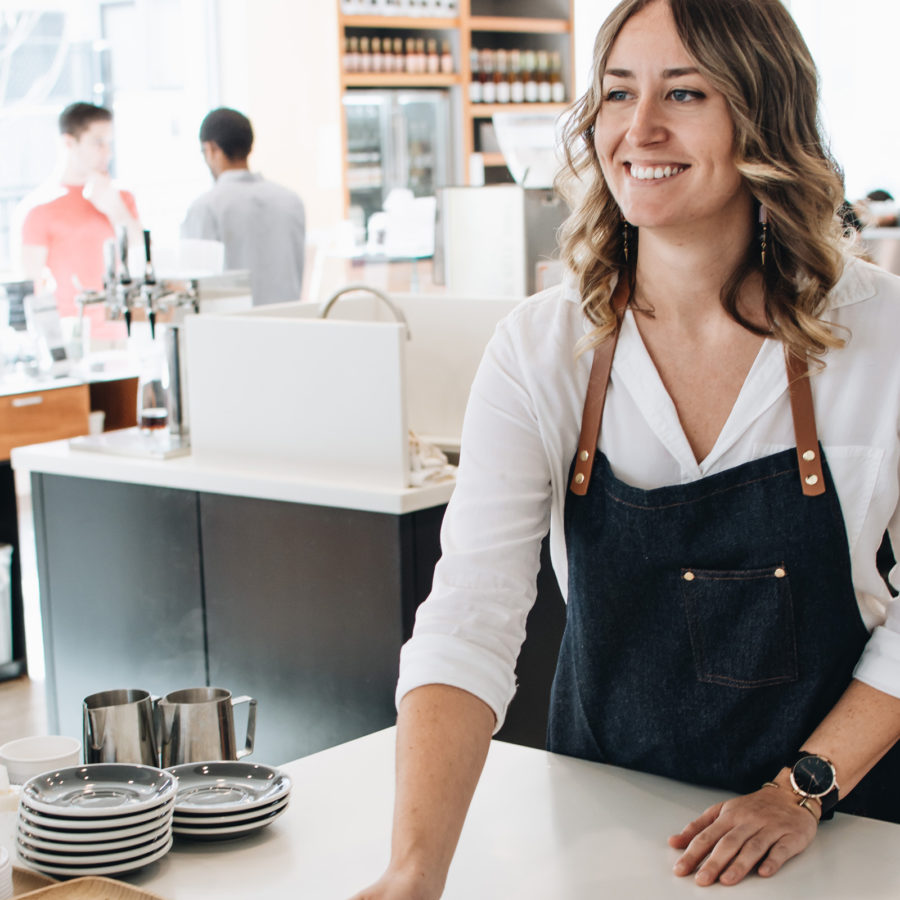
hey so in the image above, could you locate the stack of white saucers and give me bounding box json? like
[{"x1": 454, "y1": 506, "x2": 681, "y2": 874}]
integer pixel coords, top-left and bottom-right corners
[
  {"x1": 166, "y1": 761, "x2": 291, "y2": 840},
  {"x1": 16, "y1": 763, "x2": 177, "y2": 877}
]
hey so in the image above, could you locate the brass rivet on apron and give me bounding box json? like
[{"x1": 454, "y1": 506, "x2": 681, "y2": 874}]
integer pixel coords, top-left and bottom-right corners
[
  {"x1": 774, "y1": 567, "x2": 786, "y2": 578},
  {"x1": 579, "y1": 450, "x2": 589, "y2": 462},
  {"x1": 683, "y1": 571, "x2": 695, "y2": 582},
  {"x1": 805, "y1": 474, "x2": 818, "y2": 486},
  {"x1": 802, "y1": 449, "x2": 816, "y2": 462},
  {"x1": 574, "y1": 473, "x2": 585, "y2": 485}
]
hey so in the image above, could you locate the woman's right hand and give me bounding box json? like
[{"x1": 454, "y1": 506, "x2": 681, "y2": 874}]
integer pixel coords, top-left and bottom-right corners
[{"x1": 348, "y1": 866, "x2": 443, "y2": 900}]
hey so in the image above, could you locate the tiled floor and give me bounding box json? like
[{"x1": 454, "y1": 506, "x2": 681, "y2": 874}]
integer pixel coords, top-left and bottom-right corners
[
  {"x1": 1, "y1": 476, "x2": 49, "y2": 748},
  {"x1": 0, "y1": 675, "x2": 47, "y2": 746}
]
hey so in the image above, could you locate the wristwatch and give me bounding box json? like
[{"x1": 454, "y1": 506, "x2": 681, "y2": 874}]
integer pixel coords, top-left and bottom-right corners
[{"x1": 789, "y1": 751, "x2": 840, "y2": 820}]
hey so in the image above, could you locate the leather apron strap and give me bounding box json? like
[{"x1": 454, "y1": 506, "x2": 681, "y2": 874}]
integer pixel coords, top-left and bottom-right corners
[
  {"x1": 570, "y1": 282, "x2": 826, "y2": 498},
  {"x1": 785, "y1": 350, "x2": 825, "y2": 496},
  {"x1": 570, "y1": 276, "x2": 629, "y2": 496}
]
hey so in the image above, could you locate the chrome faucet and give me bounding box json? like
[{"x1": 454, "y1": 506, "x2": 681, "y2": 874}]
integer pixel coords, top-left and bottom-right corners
[{"x1": 318, "y1": 284, "x2": 411, "y2": 340}]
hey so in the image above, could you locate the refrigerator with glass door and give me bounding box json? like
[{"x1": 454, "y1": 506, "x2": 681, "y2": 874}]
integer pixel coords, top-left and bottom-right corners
[{"x1": 343, "y1": 89, "x2": 455, "y2": 234}]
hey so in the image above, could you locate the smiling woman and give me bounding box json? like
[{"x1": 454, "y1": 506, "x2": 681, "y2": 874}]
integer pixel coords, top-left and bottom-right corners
[
  {"x1": 351, "y1": 1, "x2": 900, "y2": 898},
  {"x1": 557, "y1": 0, "x2": 848, "y2": 362}
]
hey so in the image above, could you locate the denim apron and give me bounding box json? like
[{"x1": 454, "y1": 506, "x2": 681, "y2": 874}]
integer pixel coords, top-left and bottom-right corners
[{"x1": 547, "y1": 282, "x2": 900, "y2": 822}]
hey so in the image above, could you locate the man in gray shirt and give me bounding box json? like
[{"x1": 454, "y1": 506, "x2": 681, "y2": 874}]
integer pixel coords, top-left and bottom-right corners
[{"x1": 181, "y1": 108, "x2": 306, "y2": 305}]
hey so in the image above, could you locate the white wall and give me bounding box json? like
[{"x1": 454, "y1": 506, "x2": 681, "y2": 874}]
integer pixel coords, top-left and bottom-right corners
[
  {"x1": 571, "y1": 1, "x2": 898, "y2": 205},
  {"x1": 790, "y1": 1, "x2": 900, "y2": 201},
  {"x1": 216, "y1": 0, "x2": 345, "y2": 234},
  {"x1": 573, "y1": 0, "x2": 618, "y2": 97}
]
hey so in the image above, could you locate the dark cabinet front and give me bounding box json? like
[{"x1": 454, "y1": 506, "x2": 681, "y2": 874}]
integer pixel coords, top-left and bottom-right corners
[
  {"x1": 31, "y1": 474, "x2": 444, "y2": 765},
  {"x1": 33, "y1": 475, "x2": 207, "y2": 744}
]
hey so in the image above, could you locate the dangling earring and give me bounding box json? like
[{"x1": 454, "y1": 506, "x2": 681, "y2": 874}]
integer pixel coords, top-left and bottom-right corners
[
  {"x1": 622, "y1": 218, "x2": 630, "y2": 263},
  {"x1": 759, "y1": 205, "x2": 768, "y2": 267}
]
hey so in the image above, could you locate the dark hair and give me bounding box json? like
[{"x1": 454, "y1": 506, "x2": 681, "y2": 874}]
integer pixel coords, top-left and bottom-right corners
[
  {"x1": 199, "y1": 108, "x2": 254, "y2": 161},
  {"x1": 557, "y1": 0, "x2": 849, "y2": 363},
  {"x1": 866, "y1": 189, "x2": 894, "y2": 202},
  {"x1": 58, "y1": 102, "x2": 112, "y2": 138}
]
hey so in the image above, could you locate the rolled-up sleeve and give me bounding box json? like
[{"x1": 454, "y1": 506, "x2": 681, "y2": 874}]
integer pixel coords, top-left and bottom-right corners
[
  {"x1": 396, "y1": 313, "x2": 555, "y2": 731},
  {"x1": 854, "y1": 473, "x2": 900, "y2": 698}
]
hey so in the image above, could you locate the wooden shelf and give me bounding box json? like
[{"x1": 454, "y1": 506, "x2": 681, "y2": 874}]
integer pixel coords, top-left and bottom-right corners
[
  {"x1": 343, "y1": 72, "x2": 461, "y2": 88},
  {"x1": 340, "y1": 15, "x2": 460, "y2": 29},
  {"x1": 469, "y1": 15, "x2": 570, "y2": 33},
  {"x1": 337, "y1": 1, "x2": 575, "y2": 196},
  {"x1": 469, "y1": 102, "x2": 568, "y2": 118}
]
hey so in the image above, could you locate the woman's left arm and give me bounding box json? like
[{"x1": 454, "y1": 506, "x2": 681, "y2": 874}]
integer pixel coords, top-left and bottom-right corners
[{"x1": 669, "y1": 678, "x2": 900, "y2": 886}]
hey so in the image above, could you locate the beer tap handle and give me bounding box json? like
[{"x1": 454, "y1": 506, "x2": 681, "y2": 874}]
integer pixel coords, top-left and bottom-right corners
[
  {"x1": 124, "y1": 307, "x2": 132, "y2": 337},
  {"x1": 149, "y1": 310, "x2": 156, "y2": 340},
  {"x1": 143, "y1": 229, "x2": 156, "y2": 285},
  {"x1": 118, "y1": 225, "x2": 132, "y2": 285},
  {"x1": 103, "y1": 238, "x2": 117, "y2": 286}
]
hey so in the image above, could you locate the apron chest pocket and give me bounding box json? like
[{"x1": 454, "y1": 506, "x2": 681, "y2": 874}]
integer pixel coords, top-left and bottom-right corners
[{"x1": 680, "y1": 564, "x2": 799, "y2": 688}]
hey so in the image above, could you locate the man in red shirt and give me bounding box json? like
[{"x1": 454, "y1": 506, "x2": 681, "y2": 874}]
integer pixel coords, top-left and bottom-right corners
[{"x1": 19, "y1": 102, "x2": 141, "y2": 343}]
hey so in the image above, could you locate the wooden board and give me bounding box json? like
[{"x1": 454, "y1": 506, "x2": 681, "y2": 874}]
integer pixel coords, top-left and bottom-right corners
[
  {"x1": 12, "y1": 866, "x2": 55, "y2": 896},
  {"x1": 13, "y1": 870, "x2": 167, "y2": 899}
]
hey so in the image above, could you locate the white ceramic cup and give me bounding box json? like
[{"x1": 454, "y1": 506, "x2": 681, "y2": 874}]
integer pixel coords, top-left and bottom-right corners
[{"x1": 0, "y1": 735, "x2": 81, "y2": 785}]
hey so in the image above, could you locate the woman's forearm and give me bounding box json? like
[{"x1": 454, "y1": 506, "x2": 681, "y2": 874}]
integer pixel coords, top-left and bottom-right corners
[
  {"x1": 385, "y1": 684, "x2": 495, "y2": 897},
  {"x1": 779, "y1": 678, "x2": 900, "y2": 796}
]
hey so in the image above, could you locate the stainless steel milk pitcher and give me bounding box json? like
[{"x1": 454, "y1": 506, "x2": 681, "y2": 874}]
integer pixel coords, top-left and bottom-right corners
[
  {"x1": 158, "y1": 687, "x2": 256, "y2": 767},
  {"x1": 82, "y1": 688, "x2": 159, "y2": 766}
]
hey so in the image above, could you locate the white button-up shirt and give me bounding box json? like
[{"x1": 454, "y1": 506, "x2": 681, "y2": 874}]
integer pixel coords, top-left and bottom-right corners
[{"x1": 398, "y1": 257, "x2": 900, "y2": 731}]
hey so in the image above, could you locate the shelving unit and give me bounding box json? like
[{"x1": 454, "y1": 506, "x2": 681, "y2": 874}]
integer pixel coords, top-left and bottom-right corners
[{"x1": 336, "y1": 0, "x2": 574, "y2": 210}]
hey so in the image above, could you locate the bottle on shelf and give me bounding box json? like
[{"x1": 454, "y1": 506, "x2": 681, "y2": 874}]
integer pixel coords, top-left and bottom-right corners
[
  {"x1": 344, "y1": 36, "x2": 359, "y2": 73},
  {"x1": 405, "y1": 36, "x2": 416, "y2": 73},
  {"x1": 371, "y1": 36, "x2": 383, "y2": 73},
  {"x1": 509, "y1": 49, "x2": 525, "y2": 104},
  {"x1": 494, "y1": 49, "x2": 510, "y2": 104},
  {"x1": 426, "y1": 38, "x2": 440, "y2": 74},
  {"x1": 440, "y1": 39, "x2": 453, "y2": 74},
  {"x1": 480, "y1": 48, "x2": 496, "y2": 103},
  {"x1": 550, "y1": 51, "x2": 565, "y2": 103},
  {"x1": 537, "y1": 50, "x2": 552, "y2": 103},
  {"x1": 469, "y1": 47, "x2": 483, "y2": 103},
  {"x1": 392, "y1": 37, "x2": 403, "y2": 72},
  {"x1": 359, "y1": 36, "x2": 372, "y2": 72},
  {"x1": 415, "y1": 38, "x2": 427, "y2": 73},
  {"x1": 523, "y1": 50, "x2": 539, "y2": 103}
]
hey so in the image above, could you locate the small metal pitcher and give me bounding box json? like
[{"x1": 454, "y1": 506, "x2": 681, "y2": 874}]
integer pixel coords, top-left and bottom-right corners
[
  {"x1": 158, "y1": 687, "x2": 256, "y2": 767},
  {"x1": 82, "y1": 688, "x2": 159, "y2": 766}
]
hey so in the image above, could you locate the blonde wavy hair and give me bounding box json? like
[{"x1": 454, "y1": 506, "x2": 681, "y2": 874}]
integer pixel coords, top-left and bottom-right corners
[{"x1": 556, "y1": 0, "x2": 852, "y2": 361}]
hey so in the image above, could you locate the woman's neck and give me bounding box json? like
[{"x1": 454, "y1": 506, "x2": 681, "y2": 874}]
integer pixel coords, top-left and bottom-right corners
[{"x1": 632, "y1": 219, "x2": 761, "y2": 329}]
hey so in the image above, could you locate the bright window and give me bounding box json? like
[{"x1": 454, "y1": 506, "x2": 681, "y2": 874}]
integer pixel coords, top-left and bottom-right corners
[
  {"x1": 0, "y1": 1, "x2": 219, "y2": 272},
  {"x1": 790, "y1": 1, "x2": 900, "y2": 202}
]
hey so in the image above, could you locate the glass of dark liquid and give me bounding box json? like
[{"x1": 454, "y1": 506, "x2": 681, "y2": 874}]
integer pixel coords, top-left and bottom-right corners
[{"x1": 137, "y1": 347, "x2": 169, "y2": 436}]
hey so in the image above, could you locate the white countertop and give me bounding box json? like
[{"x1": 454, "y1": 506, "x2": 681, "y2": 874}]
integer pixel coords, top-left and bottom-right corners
[
  {"x1": 5, "y1": 728, "x2": 899, "y2": 898},
  {"x1": 11, "y1": 438, "x2": 454, "y2": 515},
  {"x1": 0, "y1": 352, "x2": 140, "y2": 397}
]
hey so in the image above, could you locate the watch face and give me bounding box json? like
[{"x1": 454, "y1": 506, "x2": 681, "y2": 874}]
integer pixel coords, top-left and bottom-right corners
[{"x1": 791, "y1": 755, "x2": 836, "y2": 798}]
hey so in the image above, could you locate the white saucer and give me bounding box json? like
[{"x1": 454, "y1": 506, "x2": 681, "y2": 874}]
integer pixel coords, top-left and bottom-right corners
[
  {"x1": 18, "y1": 828, "x2": 171, "y2": 865},
  {"x1": 22, "y1": 764, "x2": 177, "y2": 817},
  {"x1": 19, "y1": 796, "x2": 174, "y2": 831},
  {"x1": 16, "y1": 833, "x2": 173, "y2": 877},
  {"x1": 167, "y1": 761, "x2": 291, "y2": 814},
  {"x1": 172, "y1": 802, "x2": 287, "y2": 839},
  {"x1": 172, "y1": 795, "x2": 289, "y2": 826},
  {"x1": 18, "y1": 819, "x2": 171, "y2": 853}
]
